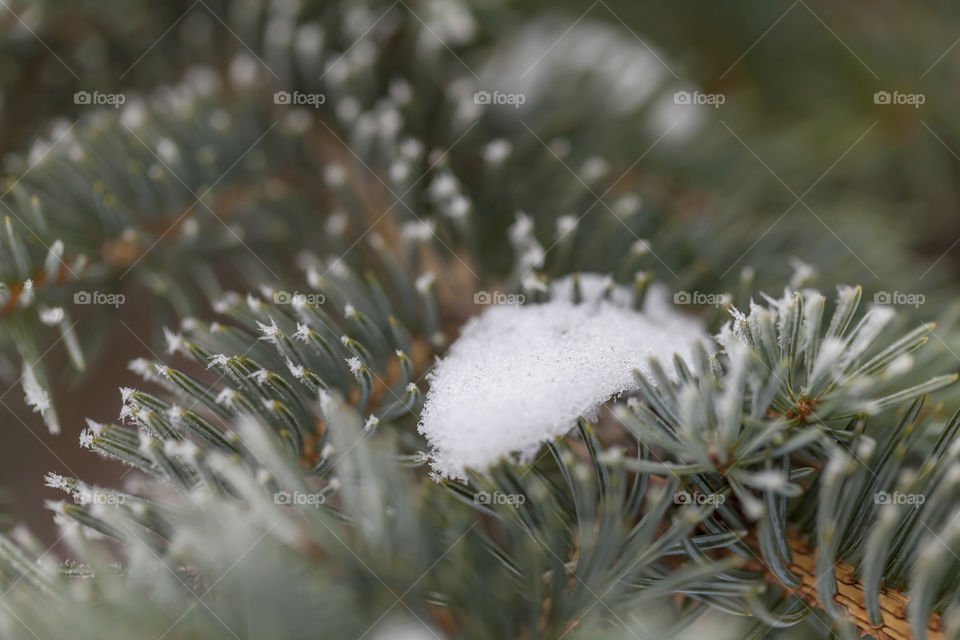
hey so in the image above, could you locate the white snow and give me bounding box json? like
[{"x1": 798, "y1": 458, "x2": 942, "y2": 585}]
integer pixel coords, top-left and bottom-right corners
[{"x1": 419, "y1": 274, "x2": 710, "y2": 480}]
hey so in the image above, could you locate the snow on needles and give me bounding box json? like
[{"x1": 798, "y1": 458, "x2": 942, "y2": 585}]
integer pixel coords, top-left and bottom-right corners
[{"x1": 419, "y1": 274, "x2": 710, "y2": 480}]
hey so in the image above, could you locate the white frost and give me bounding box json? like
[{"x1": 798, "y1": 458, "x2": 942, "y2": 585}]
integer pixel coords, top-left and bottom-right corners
[
  {"x1": 23, "y1": 363, "x2": 58, "y2": 434},
  {"x1": 39, "y1": 307, "x2": 64, "y2": 326},
  {"x1": 419, "y1": 274, "x2": 709, "y2": 479}
]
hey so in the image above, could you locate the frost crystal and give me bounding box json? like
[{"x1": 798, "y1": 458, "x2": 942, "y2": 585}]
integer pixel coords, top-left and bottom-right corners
[
  {"x1": 257, "y1": 319, "x2": 281, "y2": 344},
  {"x1": 401, "y1": 219, "x2": 436, "y2": 243},
  {"x1": 208, "y1": 354, "x2": 231, "y2": 368},
  {"x1": 294, "y1": 323, "x2": 311, "y2": 342},
  {"x1": 39, "y1": 307, "x2": 64, "y2": 326},
  {"x1": 429, "y1": 173, "x2": 458, "y2": 200},
  {"x1": 166, "y1": 405, "x2": 185, "y2": 425},
  {"x1": 23, "y1": 363, "x2": 58, "y2": 434},
  {"x1": 79, "y1": 429, "x2": 95, "y2": 449},
  {"x1": 346, "y1": 357, "x2": 364, "y2": 376},
  {"x1": 84, "y1": 419, "x2": 104, "y2": 437},
  {"x1": 249, "y1": 369, "x2": 271, "y2": 386},
  {"x1": 44, "y1": 472, "x2": 68, "y2": 490},
  {"x1": 128, "y1": 358, "x2": 152, "y2": 378},
  {"x1": 419, "y1": 274, "x2": 709, "y2": 480},
  {"x1": 286, "y1": 358, "x2": 306, "y2": 380},
  {"x1": 482, "y1": 138, "x2": 512, "y2": 164},
  {"x1": 415, "y1": 272, "x2": 435, "y2": 294},
  {"x1": 216, "y1": 388, "x2": 238, "y2": 408},
  {"x1": 163, "y1": 327, "x2": 185, "y2": 354},
  {"x1": 555, "y1": 215, "x2": 578, "y2": 239}
]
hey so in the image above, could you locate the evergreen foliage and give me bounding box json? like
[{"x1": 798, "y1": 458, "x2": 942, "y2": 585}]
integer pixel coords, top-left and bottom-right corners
[{"x1": 1, "y1": 2, "x2": 959, "y2": 639}]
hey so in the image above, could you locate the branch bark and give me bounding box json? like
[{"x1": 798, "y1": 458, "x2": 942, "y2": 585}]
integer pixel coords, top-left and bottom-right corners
[{"x1": 772, "y1": 531, "x2": 944, "y2": 640}]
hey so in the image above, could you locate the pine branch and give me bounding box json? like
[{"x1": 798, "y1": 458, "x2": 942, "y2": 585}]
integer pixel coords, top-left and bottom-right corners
[{"x1": 3, "y1": 3, "x2": 960, "y2": 639}]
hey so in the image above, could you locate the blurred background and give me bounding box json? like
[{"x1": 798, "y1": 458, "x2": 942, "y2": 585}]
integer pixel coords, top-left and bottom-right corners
[{"x1": 3, "y1": 0, "x2": 960, "y2": 541}]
